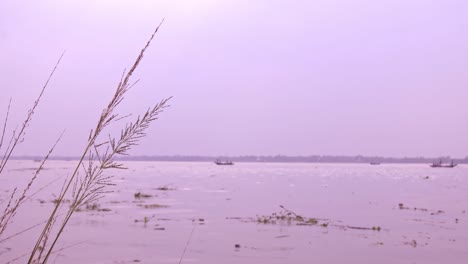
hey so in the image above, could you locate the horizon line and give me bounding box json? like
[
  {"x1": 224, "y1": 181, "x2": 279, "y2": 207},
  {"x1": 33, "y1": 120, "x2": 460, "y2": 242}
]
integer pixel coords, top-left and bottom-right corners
[{"x1": 8, "y1": 154, "x2": 468, "y2": 164}]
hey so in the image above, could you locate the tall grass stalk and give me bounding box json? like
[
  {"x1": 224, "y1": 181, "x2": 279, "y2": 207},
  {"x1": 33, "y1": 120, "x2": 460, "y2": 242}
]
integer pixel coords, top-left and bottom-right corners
[
  {"x1": 28, "y1": 21, "x2": 170, "y2": 264},
  {"x1": 0, "y1": 132, "x2": 63, "y2": 236},
  {"x1": 0, "y1": 54, "x2": 64, "y2": 240},
  {"x1": 0, "y1": 53, "x2": 64, "y2": 175}
]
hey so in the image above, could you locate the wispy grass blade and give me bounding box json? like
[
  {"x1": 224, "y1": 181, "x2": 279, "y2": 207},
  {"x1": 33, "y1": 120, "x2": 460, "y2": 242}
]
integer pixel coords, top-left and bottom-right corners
[
  {"x1": 0, "y1": 52, "x2": 64, "y2": 176},
  {"x1": 0, "y1": 98, "x2": 12, "y2": 152},
  {"x1": 0, "y1": 132, "x2": 64, "y2": 237}
]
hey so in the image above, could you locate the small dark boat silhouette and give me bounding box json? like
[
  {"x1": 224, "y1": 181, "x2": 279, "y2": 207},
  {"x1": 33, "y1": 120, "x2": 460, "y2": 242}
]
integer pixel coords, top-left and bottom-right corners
[
  {"x1": 214, "y1": 159, "x2": 234, "y2": 165},
  {"x1": 430, "y1": 160, "x2": 457, "y2": 168}
]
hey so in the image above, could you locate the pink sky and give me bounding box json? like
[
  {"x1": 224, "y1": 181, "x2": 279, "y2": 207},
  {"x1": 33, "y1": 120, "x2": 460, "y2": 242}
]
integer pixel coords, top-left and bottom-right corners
[{"x1": 1, "y1": 0, "x2": 467, "y2": 157}]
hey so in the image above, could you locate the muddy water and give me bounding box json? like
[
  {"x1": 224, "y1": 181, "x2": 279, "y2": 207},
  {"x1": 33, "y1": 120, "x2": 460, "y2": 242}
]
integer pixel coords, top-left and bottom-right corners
[{"x1": 1, "y1": 161, "x2": 467, "y2": 263}]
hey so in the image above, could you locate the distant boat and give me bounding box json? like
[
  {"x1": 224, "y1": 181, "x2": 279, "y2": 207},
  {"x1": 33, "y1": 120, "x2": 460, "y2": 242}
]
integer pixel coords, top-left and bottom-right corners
[
  {"x1": 370, "y1": 162, "x2": 380, "y2": 165},
  {"x1": 214, "y1": 159, "x2": 234, "y2": 165},
  {"x1": 430, "y1": 160, "x2": 457, "y2": 168}
]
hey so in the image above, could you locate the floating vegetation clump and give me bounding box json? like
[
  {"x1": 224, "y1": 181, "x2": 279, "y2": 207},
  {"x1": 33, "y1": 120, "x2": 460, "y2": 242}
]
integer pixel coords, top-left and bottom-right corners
[
  {"x1": 228, "y1": 205, "x2": 384, "y2": 232},
  {"x1": 138, "y1": 204, "x2": 169, "y2": 209},
  {"x1": 398, "y1": 203, "x2": 444, "y2": 215},
  {"x1": 255, "y1": 205, "x2": 329, "y2": 227},
  {"x1": 134, "y1": 216, "x2": 151, "y2": 224},
  {"x1": 257, "y1": 212, "x2": 323, "y2": 226},
  {"x1": 51, "y1": 199, "x2": 71, "y2": 204},
  {"x1": 86, "y1": 203, "x2": 99, "y2": 211},
  {"x1": 134, "y1": 192, "x2": 153, "y2": 199},
  {"x1": 75, "y1": 203, "x2": 111, "y2": 212},
  {"x1": 154, "y1": 185, "x2": 176, "y2": 191},
  {"x1": 192, "y1": 218, "x2": 205, "y2": 225},
  {"x1": 404, "y1": 239, "x2": 418, "y2": 248}
]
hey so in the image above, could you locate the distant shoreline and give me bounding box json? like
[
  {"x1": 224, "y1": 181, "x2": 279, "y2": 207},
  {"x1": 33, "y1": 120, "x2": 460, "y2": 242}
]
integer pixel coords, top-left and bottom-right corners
[{"x1": 9, "y1": 155, "x2": 468, "y2": 164}]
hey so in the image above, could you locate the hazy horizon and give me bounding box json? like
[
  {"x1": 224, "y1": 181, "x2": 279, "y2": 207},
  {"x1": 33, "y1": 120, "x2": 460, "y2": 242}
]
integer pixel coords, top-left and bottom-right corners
[
  {"x1": 1, "y1": 0, "x2": 467, "y2": 158},
  {"x1": 8, "y1": 153, "x2": 468, "y2": 160}
]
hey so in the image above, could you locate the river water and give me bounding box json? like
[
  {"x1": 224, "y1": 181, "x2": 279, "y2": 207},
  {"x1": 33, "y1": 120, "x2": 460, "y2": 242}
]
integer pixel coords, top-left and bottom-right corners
[{"x1": 1, "y1": 161, "x2": 467, "y2": 263}]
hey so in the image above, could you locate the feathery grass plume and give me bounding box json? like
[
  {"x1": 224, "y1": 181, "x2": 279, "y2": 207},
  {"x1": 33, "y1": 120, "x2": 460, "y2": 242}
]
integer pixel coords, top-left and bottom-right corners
[{"x1": 28, "y1": 21, "x2": 170, "y2": 264}]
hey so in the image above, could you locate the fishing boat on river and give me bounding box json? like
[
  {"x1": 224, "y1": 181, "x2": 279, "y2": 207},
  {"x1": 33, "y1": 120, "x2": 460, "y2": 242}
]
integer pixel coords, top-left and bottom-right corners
[
  {"x1": 430, "y1": 160, "x2": 457, "y2": 168},
  {"x1": 214, "y1": 159, "x2": 234, "y2": 165}
]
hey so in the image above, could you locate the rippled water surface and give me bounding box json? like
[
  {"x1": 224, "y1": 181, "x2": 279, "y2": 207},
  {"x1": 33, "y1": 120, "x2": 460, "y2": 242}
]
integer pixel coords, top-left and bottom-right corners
[{"x1": 1, "y1": 161, "x2": 467, "y2": 263}]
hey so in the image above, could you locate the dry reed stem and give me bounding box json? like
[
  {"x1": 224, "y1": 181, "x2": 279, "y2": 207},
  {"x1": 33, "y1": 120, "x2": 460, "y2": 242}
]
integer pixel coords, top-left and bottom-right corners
[
  {"x1": 6, "y1": 239, "x2": 84, "y2": 264},
  {"x1": 0, "y1": 98, "x2": 12, "y2": 152},
  {"x1": 178, "y1": 223, "x2": 196, "y2": 264},
  {"x1": 29, "y1": 21, "x2": 170, "y2": 264},
  {"x1": 23, "y1": 175, "x2": 66, "y2": 205},
  {"x1": 0, "y1": 52, "x2": 64, "y2": 175},
  {"x1": 0, "y1": 132, "x2": 64, "y2": 236},
  {"x1": 0, "y1": 188, "x2": 17, "y2": 232},
  {"x1": 0, "y1": 217, "x2": 55, "y2": 244}
]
